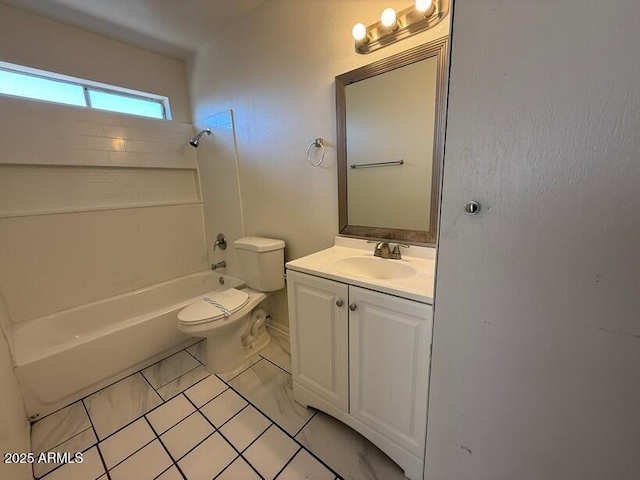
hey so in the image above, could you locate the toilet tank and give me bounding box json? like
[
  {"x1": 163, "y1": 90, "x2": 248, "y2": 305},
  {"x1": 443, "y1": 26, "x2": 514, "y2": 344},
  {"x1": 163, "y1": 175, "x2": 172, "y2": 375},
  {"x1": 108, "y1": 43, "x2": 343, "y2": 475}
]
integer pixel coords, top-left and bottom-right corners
[{"x1": 233, "y1": 237, "x2": 285, "y2": 292}]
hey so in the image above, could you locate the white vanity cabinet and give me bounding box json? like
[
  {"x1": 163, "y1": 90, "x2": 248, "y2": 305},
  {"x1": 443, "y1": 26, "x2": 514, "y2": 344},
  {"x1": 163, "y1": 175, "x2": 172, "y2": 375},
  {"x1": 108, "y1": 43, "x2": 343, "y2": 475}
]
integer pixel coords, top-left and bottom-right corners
[
  {"x1": 287, "y1": 268, "x2": 433, "y2": 480},
  {"x1": 349, "y1": 285, "x2": 432, "y2": 457},
  {"x1": 287, "y1": 270, "x2": 349, "y2": 411}
]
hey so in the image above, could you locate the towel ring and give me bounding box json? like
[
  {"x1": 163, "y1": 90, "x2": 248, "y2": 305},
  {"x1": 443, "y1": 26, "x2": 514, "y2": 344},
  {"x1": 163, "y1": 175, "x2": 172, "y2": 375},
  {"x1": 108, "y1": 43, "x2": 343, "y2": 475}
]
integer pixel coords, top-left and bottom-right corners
[{"x1": 307, "y1": 138, "x2": 325, "y2": 167}]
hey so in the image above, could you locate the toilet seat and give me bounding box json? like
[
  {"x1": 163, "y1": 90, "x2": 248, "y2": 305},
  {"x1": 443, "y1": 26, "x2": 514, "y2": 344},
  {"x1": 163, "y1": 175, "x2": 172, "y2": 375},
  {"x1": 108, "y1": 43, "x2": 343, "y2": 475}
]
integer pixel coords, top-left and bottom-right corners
[{"x1": 178, "y1": 288, "x2": 250, "y2": 325}]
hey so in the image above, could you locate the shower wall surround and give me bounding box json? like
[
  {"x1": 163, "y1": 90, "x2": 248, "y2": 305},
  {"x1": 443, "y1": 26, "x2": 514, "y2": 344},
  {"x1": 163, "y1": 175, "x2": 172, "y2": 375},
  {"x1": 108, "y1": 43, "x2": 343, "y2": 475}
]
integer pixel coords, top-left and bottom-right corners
[
  {"x1": 0, "y1": 96, "x2": 208, "y2": 324},
  {"x1": 194, "y1": 111, "x2": 246, "y2": 280}
]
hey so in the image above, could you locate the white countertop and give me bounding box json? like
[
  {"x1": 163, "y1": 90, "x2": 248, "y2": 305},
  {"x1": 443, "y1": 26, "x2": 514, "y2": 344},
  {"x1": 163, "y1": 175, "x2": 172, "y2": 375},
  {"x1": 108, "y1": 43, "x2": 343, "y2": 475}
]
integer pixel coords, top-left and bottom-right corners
[{"x1": 286, "y1": 237, "x2": 435, "y2": 305}]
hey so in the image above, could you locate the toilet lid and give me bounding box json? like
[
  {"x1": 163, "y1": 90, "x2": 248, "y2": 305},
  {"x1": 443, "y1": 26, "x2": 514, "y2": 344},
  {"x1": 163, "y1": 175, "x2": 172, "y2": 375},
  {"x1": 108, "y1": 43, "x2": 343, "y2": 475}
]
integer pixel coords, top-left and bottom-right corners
[{"x1": 178, "y1": 288, "x2": 250, "y2": 324}]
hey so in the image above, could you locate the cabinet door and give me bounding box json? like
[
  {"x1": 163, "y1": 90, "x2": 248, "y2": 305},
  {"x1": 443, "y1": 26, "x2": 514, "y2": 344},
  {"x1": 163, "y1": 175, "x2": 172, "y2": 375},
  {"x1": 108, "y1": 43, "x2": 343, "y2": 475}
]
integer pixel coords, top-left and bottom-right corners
[
  {"x1": 287, "y1": 270, "x2": 349, "y2": 411},
  {"x1": 349, "y1": 286, "x2": 432, "y2": 456}
]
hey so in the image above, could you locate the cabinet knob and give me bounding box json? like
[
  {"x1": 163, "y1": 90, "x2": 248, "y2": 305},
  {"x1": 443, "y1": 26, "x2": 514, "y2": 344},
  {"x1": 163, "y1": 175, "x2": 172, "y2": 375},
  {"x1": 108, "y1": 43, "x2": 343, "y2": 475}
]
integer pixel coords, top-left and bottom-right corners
[
  {"x1": 336, "y1": 300, "x2": 343, "y2": 307},
  {"x1": 349, "y1": 303, "x2": 357, "y2": 311}
]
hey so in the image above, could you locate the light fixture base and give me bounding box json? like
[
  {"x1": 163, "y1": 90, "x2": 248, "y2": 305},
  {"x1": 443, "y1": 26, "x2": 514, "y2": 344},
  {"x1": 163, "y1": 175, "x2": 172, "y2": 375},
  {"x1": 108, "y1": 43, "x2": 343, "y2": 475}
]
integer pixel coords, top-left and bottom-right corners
[{"x1": 355, "y1": 0, "x2": 449, "y2": 54}]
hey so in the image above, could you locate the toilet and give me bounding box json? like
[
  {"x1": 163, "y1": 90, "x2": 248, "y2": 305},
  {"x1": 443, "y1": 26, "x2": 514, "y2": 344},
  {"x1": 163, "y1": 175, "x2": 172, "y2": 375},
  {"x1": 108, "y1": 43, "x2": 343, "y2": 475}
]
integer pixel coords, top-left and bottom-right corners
[{"x1": 178, "y1": 237, "x2": 285, "y2": 373}]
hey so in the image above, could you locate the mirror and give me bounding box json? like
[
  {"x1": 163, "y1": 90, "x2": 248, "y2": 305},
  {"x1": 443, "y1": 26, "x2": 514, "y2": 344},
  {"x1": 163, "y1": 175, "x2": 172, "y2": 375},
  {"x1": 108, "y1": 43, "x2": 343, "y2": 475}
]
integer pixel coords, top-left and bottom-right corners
[{"x1": 336, "y1": 37, "x2": 449, "y2": 245}]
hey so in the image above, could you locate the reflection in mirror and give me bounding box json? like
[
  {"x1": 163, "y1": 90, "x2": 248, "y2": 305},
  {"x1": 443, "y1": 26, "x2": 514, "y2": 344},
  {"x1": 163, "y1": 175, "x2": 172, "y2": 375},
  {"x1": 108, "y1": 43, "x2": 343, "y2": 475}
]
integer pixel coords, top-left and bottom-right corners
[
  {"x1": 346, "y1": 56, "x2": 437, "y2": 231},
  {"x1": 336, "y1": 37, "x2": 449, "y2": 245}
]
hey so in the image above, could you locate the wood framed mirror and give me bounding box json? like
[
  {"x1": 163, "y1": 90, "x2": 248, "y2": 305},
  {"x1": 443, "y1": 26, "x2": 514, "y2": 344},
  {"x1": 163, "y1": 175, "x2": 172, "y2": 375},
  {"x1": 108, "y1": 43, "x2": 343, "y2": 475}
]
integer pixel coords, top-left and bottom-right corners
[{"x1": 336, "y1": 36, "x2": 449, "y2": 245}]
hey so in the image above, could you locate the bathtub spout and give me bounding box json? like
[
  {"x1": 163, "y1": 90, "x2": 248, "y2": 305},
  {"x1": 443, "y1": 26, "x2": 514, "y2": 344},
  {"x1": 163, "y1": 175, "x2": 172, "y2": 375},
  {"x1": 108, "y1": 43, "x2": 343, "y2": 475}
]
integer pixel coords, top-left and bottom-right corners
[{"x1": 211, "y1": 261, "x2": 226, "y2": 271}]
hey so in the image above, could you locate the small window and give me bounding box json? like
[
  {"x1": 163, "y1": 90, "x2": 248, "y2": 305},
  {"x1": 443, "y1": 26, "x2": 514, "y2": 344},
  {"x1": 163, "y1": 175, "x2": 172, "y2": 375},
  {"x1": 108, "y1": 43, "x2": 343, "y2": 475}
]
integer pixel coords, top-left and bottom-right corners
[{"x1": 0, "y1": 61, "x2": 170, "y2": 120}]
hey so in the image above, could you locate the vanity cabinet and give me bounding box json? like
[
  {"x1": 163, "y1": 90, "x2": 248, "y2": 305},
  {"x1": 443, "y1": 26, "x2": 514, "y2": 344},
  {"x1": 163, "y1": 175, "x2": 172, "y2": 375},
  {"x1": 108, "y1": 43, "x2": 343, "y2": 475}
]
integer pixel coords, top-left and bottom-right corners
[{"x1": 287, "y1": 269, "x2": 433, "y2": 480}]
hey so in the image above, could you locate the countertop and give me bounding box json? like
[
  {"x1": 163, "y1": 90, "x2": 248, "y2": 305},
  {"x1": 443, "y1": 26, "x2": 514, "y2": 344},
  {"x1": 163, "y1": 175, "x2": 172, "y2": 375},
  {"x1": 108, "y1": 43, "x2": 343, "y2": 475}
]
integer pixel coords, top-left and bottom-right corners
[{"x1": 286, "y1": 237, "x2": 435, "y2": 305}]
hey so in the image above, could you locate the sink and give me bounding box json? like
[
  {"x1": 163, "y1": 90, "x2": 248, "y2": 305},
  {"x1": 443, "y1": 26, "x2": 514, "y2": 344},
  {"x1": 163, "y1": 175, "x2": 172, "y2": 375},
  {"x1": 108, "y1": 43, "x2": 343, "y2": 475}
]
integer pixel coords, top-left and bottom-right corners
[{"x1": 329, "y1": 256, "x2": 417, "y2": 280}]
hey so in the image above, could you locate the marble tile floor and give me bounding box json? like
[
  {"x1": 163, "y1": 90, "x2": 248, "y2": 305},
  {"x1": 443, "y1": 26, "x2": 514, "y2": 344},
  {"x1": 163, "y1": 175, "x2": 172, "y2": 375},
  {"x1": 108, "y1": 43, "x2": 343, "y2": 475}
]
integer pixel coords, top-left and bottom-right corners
[{"x1": 30, "y1": 329, "x2": 406, "y2": 480}]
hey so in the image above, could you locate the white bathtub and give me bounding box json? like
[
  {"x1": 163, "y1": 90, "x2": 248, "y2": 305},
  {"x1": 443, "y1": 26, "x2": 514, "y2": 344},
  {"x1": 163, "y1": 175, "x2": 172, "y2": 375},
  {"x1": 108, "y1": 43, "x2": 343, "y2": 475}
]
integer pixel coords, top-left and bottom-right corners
[{"x1": 13, "y1": 270, "x2": 244, "y2": 419}]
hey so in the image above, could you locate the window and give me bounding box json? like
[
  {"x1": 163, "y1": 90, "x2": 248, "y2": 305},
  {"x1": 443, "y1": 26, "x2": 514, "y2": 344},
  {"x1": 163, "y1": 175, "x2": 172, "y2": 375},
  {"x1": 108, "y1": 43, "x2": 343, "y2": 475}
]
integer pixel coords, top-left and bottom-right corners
[{"x1": 0, "y1": 61, "x2": 170, "y2": 120}]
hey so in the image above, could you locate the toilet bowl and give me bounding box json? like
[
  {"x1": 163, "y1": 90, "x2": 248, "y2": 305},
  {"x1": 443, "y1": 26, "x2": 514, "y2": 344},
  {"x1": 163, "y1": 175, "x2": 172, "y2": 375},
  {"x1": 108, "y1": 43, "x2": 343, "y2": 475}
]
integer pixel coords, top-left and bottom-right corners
[{"x1": 177, "y1": 237, "x2": 285, "y2": 373}]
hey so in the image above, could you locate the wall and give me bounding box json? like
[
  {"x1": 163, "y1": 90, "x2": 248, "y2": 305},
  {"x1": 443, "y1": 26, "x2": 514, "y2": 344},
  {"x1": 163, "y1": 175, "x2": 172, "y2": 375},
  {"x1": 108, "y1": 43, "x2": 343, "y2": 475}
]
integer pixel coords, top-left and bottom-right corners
[
  {"x1": 0, "y1": 295, "x2": 30, "y2": 480},
  {"x1": 187, "y1": 0, "x2": 450, "y2": 327},
  {"x1": 0, "y1": 3, "x2": 191, "y2": 122},
  {"x1": 0, "y1": 96, "x2": 207, "y2": 323},
  {"x1": 427, "y1": 1, "x2": 640, "y2": 479}
]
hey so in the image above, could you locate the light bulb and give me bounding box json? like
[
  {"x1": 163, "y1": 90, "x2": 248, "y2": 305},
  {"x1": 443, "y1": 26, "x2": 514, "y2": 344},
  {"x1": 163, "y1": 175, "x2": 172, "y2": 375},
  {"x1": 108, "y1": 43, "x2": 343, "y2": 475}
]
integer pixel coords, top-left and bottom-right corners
[
  {"x1": 415, "y1": 0, "x2": 434, "y2": 13},
  {"x1": 380, "y1": 8, "x2": 397, "y2": 28},
  {"x1": 352, "y1": 23, "x2": 368, "y2": 41}
]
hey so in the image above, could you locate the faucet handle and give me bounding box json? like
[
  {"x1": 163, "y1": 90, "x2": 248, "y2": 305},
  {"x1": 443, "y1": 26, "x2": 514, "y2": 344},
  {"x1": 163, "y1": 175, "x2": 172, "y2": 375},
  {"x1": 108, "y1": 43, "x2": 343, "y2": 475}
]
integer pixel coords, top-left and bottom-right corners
[
  {"x1": 213, "y1": 233, "x2": 227, "y2": 251},
  {"x1": 390, "y1": 243, "x2": 410, "y2": 260}
]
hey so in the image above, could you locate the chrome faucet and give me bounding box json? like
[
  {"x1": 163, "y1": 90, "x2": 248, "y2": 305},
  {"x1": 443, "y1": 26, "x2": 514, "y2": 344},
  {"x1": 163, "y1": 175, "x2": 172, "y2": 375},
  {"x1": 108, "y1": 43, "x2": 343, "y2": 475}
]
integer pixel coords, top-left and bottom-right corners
[
  {"x1": 368, "y1": 241, "x2": 410, "y2": 259},
  {"x1": 368, "y1": 241, "x2": 391, "y2": 258},
  {"x1": 211, "y1": 261, "x2": 226, "y2": 271}
]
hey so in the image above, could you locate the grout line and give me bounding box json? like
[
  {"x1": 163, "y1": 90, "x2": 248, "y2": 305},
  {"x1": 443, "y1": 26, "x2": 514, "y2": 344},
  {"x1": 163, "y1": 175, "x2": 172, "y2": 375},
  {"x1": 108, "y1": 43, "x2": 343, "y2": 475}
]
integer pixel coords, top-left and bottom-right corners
[
  {"x1": 156, "y1": 408, "x2": 205, "y2": 439},
  {"x1": 160, "y1": 427, "x2": 216, "y2": 466},
  {"x1": 183, "y1": 343, "x2": 205, "y2": 365},
  {"x1": 258, "y1": 354, "x2": 292, "y2": 376},
  {"x1": 35, "y1": 439, "x2": 106, "y2": 479},
  {"x1": 144, "y1": 416, "x2": 188, "y2": 480},
  {"x1": 149, "y1": 363, "x2": 203, "y2": 391},
  {"x1": 102, "y1": 433, "x2": 155, "y2": 473},
  {"x1": 80, "y1": 400, "x2": 111, "y2": 480},
  {"x1": 31, "y1": 362, "x2": 155, "y2": 425},
  {"x1": 184, "y1": 394, "x2": 243, "y2": 435},
  {"x1": 139, "y1": 366, "x2": 166, "y2": 402},
  {"x1": 215, "y1": 356, "x2": 262, "y2": 382},
  {"x1": 84, "y1": 378, "x2": 173, "y2": 449},
  {"x1": 183, "y1": 394, "x2": 264, "y2": 479},
  {"x1": 218, "y1": 381, "x2": 341, "y2": 479},
  {"x1": 213, "y1": 456, "x2": 264, "y2": 480},
  {"x1": 272, "y1": 446, "x2": 302, "y2": 479},
  {"x1": 294, "y1": 409, "x2": 318, "y2": 437},
  {"x1": 33, "y1": 425, "x2": 93, "y2": 458},
  {"x1": 297, "y1": 443, "x2": 344, "y2": 480},
  {"x1": 233, "y1": 416, "x2": 272, "y2": 454}
]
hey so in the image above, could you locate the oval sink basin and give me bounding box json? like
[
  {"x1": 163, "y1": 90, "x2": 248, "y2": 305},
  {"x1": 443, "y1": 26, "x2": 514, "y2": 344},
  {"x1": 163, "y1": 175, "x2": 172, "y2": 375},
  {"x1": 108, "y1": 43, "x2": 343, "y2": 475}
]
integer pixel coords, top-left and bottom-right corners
[{"x1": 330, "y1": 256, "x2": 417, "y2": 280}]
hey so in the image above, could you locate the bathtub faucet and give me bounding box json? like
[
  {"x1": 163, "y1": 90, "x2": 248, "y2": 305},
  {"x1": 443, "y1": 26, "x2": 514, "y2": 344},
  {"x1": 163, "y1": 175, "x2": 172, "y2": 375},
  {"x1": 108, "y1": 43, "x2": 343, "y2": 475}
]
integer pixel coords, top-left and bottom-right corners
[{"x1": 211, "y1": 261, "x2": 226, "y2": 271}]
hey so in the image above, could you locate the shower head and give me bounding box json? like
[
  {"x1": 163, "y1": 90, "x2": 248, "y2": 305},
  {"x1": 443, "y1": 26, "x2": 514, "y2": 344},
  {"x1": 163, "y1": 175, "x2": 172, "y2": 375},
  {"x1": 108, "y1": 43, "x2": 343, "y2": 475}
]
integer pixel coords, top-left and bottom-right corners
[{"x1": 189, "y1": 128, "x2": 211, "y2": 148}]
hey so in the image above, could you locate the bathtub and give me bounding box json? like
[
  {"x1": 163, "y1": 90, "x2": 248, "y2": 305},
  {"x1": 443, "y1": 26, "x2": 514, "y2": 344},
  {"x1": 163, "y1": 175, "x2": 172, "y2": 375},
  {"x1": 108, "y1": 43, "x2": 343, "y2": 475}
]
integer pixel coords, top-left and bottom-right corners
[{"x1": 13, "y1": 271, "x2": 244, "y2": 419}]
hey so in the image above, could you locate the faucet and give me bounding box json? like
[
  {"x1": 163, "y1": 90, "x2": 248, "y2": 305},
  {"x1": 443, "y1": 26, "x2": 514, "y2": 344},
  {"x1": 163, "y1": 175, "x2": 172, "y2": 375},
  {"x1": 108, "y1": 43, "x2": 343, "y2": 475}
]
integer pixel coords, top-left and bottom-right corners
[
  {"x1": 368, "y1": 241, "x2": 391, "y2": 258},
  {"x1": 368, "y1": 241, "x2": 410, "y2": 259},
  {"x1": 211, "y1": 261, "x2": 226, "y2": 271}
]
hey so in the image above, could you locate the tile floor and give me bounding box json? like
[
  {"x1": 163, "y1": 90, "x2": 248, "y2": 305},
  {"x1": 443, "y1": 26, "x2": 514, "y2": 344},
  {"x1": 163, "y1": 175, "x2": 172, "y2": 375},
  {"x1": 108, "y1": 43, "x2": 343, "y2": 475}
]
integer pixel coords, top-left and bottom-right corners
[{"x1": 30, "y1": 329, "x2": 406, "y2": 480}]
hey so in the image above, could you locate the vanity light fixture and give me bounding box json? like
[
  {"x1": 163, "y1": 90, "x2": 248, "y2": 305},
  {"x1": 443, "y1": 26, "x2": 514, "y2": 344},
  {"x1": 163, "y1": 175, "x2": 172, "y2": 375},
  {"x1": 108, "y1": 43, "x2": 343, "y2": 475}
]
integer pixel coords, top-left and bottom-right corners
[{"x1": 351, "y1": 0, "x2": 449, "y2": 54}]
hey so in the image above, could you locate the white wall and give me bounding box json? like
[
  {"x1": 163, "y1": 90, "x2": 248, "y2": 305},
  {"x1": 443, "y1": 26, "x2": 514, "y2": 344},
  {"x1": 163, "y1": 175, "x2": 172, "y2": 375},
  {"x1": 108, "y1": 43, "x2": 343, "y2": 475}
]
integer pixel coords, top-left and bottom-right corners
[
  {"x1": 427, "y1": 1, "x2": 640, "y2": 479},
  {"x1": 0, "y1": 97, "x2": 207, "y2": 323},
  {"x1": 187, "y1": 0, "x2": 449, "y2": 326},
  {"x1": 0, "y1": 3, "x2": 192, "y2": 122},
  {"x1": 0, "y1": 295, "x2": 30, "y2": 480}
]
